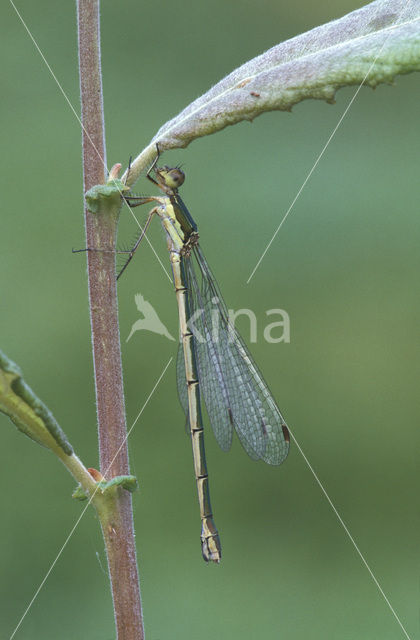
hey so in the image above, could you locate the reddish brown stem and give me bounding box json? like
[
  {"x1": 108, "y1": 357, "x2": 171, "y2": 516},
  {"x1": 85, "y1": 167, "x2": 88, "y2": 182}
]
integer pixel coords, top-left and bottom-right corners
[{"x1": 77, "y1": 2, "x2": 144, "y2": 638}]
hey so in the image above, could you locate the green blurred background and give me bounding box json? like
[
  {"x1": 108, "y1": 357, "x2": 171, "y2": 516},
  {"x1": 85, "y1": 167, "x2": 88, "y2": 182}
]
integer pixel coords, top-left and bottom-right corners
[{"x1": 1, "y1": 1, "x2": 418, "y2": 638}]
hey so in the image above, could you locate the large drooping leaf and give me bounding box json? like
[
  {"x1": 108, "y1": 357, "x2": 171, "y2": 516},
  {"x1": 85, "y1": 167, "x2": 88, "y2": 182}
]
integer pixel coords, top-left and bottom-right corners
[{"x1": 124, "y1": 0, "x2": 420, "y2": 186}]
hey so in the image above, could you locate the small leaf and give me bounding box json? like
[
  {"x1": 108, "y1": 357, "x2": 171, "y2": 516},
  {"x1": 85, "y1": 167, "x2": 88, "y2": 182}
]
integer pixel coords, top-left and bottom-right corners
[
  {"x1": 98, "y1": 475, "x2": 138, "y2": 494},
  {"x1": 72, "y1": 484, "x2": 88, "y2": 501},
  {"x1": 85, "y1": 166, "x2": 129, "y2": 214},
  {"x1": 125, "y1": 0, "x2": 420, "y2": 186},
  {"x1": 0, "y1": 349, "x2": 73, "y2": 455},
  {"x1": 85, "y1": 179, "x2": 129, "y2": 214},
  {"x1": 71, "y1": 475, "x2": 138, "y2": 501}
]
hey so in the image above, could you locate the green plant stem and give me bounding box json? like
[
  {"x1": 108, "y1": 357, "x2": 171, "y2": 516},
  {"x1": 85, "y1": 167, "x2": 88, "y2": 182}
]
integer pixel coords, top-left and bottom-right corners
[
  {"x1": 57, "y1": 451, "x2": 98, "y2": 496},
  {"x1": 77, "y1": 2, "x2": 144, "y2": 638}
]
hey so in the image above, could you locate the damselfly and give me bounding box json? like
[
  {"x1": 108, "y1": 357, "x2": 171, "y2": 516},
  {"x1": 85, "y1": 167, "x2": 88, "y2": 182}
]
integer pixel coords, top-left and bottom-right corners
[{"x1": 122, "y1": 150, "x2": 290, "y2": 563}]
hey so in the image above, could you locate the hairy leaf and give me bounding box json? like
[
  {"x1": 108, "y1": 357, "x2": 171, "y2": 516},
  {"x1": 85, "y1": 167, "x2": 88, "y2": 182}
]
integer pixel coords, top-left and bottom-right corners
[{"x1": 125, "y1": 0, "x2": 420, "y2": 186}]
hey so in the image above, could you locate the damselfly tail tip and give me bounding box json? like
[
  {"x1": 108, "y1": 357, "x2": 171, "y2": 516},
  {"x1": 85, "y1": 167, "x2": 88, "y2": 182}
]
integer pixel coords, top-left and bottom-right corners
[{"x1": 201, "y1": 534, "x2": 222, "y2": 564}]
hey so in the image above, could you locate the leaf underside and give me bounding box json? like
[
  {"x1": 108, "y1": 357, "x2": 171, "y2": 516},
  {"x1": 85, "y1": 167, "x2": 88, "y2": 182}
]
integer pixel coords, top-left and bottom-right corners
[{"x1": 125, "y1": 0, "x2": 420, "y2": 186}]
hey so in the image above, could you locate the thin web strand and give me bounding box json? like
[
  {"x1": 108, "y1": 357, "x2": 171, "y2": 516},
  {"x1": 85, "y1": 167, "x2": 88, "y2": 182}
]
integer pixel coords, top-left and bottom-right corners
[
  {"x1": 9, "y1": 0, "x2": 170, "y2": 282},
  {"x1": 288, "y1": 428, "x2": 412, "y2": 640},
  {"x1": 246, "y1": 1, "x2": 413, "y2": 284}
]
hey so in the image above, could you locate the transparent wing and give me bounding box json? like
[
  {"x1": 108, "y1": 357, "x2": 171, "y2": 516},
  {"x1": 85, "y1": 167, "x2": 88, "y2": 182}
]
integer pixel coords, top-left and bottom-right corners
[
  {"x1": 182, "y1": 244, "x2": 290, "y2": 465},
  {"x1": 176, "y1": 341, "x2": 189, "y2": 416},
  {"x1": 176, "y1": 283, "x2": 232, "y2": 447},
  {"x1": 184, "y1": 256, "x2": 233, "y2": 452}
]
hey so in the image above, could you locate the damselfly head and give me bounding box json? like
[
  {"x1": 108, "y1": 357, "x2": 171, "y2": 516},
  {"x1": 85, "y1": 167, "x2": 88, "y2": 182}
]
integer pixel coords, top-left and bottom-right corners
[{"x1": 155, "y1": 165, "x2": 185, "y2": 193}]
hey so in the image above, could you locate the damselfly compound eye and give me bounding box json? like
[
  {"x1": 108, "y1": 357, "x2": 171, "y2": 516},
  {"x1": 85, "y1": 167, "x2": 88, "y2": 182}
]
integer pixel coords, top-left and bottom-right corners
[{"x1": 167, "y1": 168, "x2": 185, "y2": 188}]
